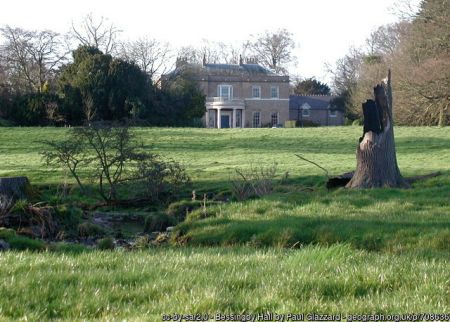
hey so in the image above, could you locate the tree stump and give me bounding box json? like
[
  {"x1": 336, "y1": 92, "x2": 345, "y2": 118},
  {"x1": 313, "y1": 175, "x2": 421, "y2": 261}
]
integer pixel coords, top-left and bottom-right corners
[
  {"x1": 0, "y1": 176, "x2": 32, "y2": 201},
  {"x1": 346, "y1": 70, "x2": 409, "y2": 189}
]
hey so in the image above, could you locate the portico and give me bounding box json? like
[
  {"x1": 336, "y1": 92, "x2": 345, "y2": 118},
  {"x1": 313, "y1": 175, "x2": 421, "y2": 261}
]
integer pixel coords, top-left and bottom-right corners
[{"x1": 206, "y1": 98, "x2": 245, "y2": 128}]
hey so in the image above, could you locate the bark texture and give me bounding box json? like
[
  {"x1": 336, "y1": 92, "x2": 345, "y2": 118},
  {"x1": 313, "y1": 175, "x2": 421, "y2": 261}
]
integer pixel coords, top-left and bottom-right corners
[{"x1": 346, "y1": 70, "x2": 409, "y2": 189}]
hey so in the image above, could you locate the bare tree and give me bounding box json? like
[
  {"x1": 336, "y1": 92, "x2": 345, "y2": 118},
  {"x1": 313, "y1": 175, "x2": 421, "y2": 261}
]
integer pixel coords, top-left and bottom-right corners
[
  {"x1": 71, "y1": 13, "x2": 121, "y2": 54},
  {"x1": 329, "y1": 0, "x2": 448, "y2": 126},
  {"x1": 246, "y1": 29, "x2": 297, "y2": 74},
  {"x1": 389, "y1": 0, "x2": 420, "y2": 21},
  {"x1": 393, "y1": 0, "x2": 449, "y2": 126},
  {"x1": 216, "y1": 42, "x2": 242, "y2": 64},
  {"x1": 365, "y1": 22, "x2": 409, "y2": 57},
  {"x1": 177, "y1": 46, "x2": 201, "y2": 64},
  {"x1": 177, "y1": 40, "x2": 244, "y2": 65},
  {"x1": 326, "y1": 47, "x2": 364, "y2": 119},
  {"x1": 120, "y1": 37, "x2": 172, "y2": 80},
  {"x1": 328, "y1": 47, "x2": 363, "y2": 94},
  {"x1": 0, "y1": 26, "x2": 67, "y2": 93}
]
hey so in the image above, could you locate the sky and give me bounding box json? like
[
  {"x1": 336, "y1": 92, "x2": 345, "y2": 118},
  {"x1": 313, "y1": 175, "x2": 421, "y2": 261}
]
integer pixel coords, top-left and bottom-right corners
[{"x1": 0, "y1": 0, "x2": 419, "y2": 83}]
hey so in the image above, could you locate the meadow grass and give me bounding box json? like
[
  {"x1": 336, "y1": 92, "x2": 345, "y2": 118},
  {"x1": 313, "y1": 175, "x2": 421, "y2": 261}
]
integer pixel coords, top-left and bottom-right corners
[
  {"x1": 1, "y1": 126, "x2": 450, "y2": 185},
  {"x1": 177, "y1": 175, "x2": 450, "y2": 257},
  {"x1": 0, "y1": 126, "x2": 449, "y2": 318},
  {"x1": 0, "y1": 245, "x2": 448, "y2": 321}
]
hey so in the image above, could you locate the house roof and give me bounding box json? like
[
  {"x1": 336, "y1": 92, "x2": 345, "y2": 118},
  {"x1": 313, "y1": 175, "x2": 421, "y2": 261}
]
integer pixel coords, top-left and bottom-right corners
[
  {"x1": 289, "y1": 95, "x2": 336, "y2": 110},
  {"x1": 165, "y1": 62, "x2": 283, "y2": 78},
  {"x1": 203, "y1": 63, "x2": 276, "y2": 75}
]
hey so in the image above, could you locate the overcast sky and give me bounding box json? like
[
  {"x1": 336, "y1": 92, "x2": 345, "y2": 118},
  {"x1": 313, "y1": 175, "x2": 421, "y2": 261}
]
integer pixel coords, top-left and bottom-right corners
[{"x1": 0, "y1": 0, "x2": 420, "y2": 83}]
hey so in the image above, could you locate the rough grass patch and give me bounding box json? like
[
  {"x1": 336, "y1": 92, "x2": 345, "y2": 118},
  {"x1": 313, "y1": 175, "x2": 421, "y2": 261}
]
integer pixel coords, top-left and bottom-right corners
[
  {"x1": 48, "y1": 242, "x2": 89, "y2": 254},
  {"x1": 7, "y1": 235, "x2": 45, "y2": 251},
  {"x1": 97, "y1": 237, "x2": 115, "y2": 250}
]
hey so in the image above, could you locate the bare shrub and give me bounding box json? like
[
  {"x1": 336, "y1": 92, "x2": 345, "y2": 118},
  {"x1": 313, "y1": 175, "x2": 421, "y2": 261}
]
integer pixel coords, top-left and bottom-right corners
[
  {"x1": 24, "y1": 204, "x2": 57, "y2": 238},
  {"x1": 0, "y1": 195, "x2": 15, "y2": 223},
  {"x1": 135, "y1": 156, "x2": 190, "y2": 202},
  {"x1": 42, "y1": 122, "x2": 190, "y2": 204},
  {"x1": 231, "y1": 162, "x2": 278, "y2": 201}
]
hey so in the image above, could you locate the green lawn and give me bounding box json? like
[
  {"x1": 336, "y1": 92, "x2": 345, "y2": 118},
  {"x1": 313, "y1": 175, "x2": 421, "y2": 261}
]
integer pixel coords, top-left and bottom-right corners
[
  {"x1": 0, "y1": 126, "x2": 449, "y2": 319},
  {"x1": 1, "y1": 126, "x2": 449, "y2": 184},
  {"x1": 0, "y1": 246, "x2": 448, "y2": 321}
]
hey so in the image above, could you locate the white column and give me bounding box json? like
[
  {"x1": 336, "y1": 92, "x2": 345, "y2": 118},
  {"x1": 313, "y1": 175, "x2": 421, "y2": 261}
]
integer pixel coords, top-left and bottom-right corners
[
  {"x1": 241, "y1": 109, "x2": 245, "y2": 128},
  {"x1": 232, "y1": 108, "x2": 237, "y2": 128},
  {"x1": 217, "y1": 108, "x2": 221, "y2": 128},
  {"x1": 205, "y1": 110, "x2": 209, "y2": 128}
]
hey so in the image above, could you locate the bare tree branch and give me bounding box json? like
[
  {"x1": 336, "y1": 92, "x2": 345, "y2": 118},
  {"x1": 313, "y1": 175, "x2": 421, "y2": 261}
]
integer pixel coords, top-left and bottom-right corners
[
  {"x1": 71, "y1": 13, "x2": 122, "y2": 54},
  {"x1": 120, "y1": 37, "x2": 172, "y2": 81},
  {"x1": 0, "y1": 25, "x2": 68, "y2": 93},
  {"x1": 246, "y1": 29, "x2": 297, "y2": 75}
]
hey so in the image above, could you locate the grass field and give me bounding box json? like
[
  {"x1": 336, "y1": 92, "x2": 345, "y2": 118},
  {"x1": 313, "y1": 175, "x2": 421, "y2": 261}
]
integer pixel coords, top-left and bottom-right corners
[
  {"x1": 0, "y1": 126, "x2": 449, "y2": 320},
  {"x1": 0, "y1": 246, "x2": 448, "y2": 321},
  {"x1": 1, "y1": 126, "x2": 449, "y2": 184}
]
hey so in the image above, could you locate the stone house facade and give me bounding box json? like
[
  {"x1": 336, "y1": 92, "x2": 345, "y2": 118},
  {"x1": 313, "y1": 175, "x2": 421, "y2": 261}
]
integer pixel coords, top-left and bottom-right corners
[
  {"x1": 165, "y1": 59, "x2": 290, "y2": 128},
  {"x1": 289, "y1": 95, "x2": 344, "y2": 126}
]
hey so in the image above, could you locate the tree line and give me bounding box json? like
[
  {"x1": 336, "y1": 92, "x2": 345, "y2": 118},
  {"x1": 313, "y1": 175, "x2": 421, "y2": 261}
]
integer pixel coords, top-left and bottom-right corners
[
  {"x1": 329, "y1": 0, "x2": 449, "y2": 126},
  {"x1": 1, "y1": 1, "x2": 446, "y2": 127},
  {"x1": 0, "y1": 14, "x2": 301, "y2": 126},
  {"x1": 0, "y1": 16, "x2": 207, "y2": 126}
]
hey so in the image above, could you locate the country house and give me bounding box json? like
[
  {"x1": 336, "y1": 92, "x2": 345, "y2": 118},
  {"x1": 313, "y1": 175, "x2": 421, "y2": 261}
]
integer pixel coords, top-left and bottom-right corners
[{"x1": 165, "y1": 57, "x2": 290, "y2": 128}]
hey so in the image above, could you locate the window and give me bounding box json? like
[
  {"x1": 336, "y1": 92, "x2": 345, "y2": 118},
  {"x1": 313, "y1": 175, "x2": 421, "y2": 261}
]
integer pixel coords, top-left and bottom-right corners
[
  {"x1": 235, "y1": 110, "x2": 242, "y2": 127},
  {"x1": 270, "y1": 86, "x2": 279, "y2": 99},
  {"x1": 329, "y1": 110, "x2": 337, "y2": 117},
  {"x1": 302, "y1": 103, "x2": 310, "y2": 117},
  {"x1": 218, "y1": 85, "x2": 232, "y2": 100},
  {"x1": 271, "y1": 112, "x2": 278, "y2": 126},
  {"x1": 252, "y1": 112, "x2": 261, "y2": 128},
  {"x1": 252, "y1": 86, "x2": 261, "y2": 99}
]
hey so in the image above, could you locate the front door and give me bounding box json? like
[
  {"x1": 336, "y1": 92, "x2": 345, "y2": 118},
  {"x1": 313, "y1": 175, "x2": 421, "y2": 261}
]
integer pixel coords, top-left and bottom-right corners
[{"x1": 221, "y1": 115, "x2": 230, "y2": 128}]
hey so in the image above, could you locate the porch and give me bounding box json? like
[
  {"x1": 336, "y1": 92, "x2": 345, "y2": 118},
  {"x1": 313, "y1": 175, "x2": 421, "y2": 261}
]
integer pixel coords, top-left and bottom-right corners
[{"x1": 206, "y1": 97, "x2": 245, "y2": 128}]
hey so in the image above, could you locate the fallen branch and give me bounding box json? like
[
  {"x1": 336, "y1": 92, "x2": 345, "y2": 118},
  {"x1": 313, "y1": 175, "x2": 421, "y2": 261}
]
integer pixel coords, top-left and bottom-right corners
[{"x1": 295, "y1": 154, "x2": 329, "y2": 178}]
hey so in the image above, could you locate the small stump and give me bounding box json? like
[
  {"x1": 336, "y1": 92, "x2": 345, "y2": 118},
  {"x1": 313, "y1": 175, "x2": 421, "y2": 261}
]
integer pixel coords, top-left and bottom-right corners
[{"x1": 0, "y1": 176, "x2": 32, "y2": 201}]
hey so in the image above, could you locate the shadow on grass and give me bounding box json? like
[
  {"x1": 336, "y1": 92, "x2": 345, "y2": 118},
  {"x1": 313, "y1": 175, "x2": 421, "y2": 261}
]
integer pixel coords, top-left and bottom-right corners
[
  {"x1": 175, "y1": 172, "x2": 450, "y2": 259},
  {"x1": 194, "y1": 170, "x2": 450, "y2": 204},
  {"x1": 177, "y1": 215, "x2": 450, "y2": 259},
  {"x1": 25, "y1": 170, "x2": 450, "y2": 261}
]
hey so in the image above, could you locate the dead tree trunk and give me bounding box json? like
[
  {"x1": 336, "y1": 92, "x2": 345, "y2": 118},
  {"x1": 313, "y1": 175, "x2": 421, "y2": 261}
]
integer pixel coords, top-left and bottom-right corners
[
  {"x1": 0, "y1": 176, "x2": 32, "y2": 201},
  {"x1": 346, "y1": 70, "x2": 409, "y2": 189}
]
